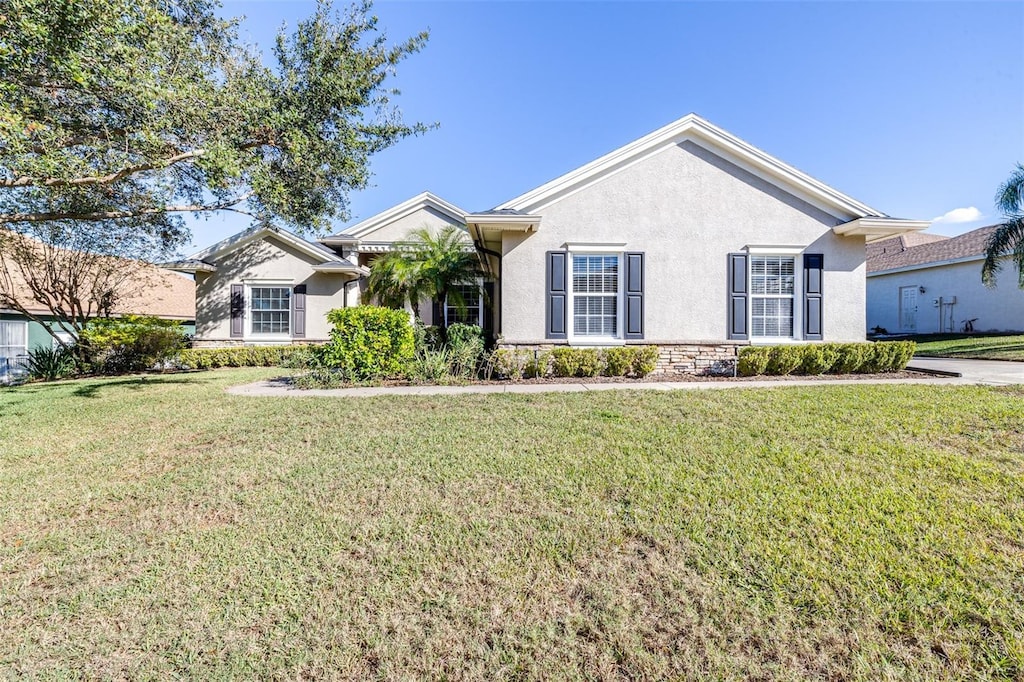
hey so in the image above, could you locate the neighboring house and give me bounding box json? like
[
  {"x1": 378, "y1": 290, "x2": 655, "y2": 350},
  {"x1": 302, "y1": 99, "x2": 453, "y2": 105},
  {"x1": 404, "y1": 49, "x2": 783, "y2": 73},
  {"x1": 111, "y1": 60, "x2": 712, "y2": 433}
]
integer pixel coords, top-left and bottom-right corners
[
  {"x1": 0, "y1": 253, "x2": 195, "y2": 378},
  {"x1": 867, "y1": 225, "x2": 1024, "y2": 334},
  {"x1": 174, "y1": 113, "x2": 929, "y2": 372}
]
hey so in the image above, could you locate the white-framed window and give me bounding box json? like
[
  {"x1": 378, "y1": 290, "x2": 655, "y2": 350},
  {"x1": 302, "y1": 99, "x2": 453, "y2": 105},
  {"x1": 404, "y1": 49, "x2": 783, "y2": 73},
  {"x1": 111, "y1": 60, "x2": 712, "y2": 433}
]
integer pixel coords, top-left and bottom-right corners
[
  {"x1": 444, "y1": 283, "x2": 483, "y2": 327},
  {"x1": 52, "y1": 330, "x2": 75, "y2": 349},
  {"x1": 0, "y1": 320, "x2": 28, "y2": 360},
  {"x1": 750, "y1": 255, "x2": 796, "y2": 339},
  {"x1": 248, "y1": 285, "x2": 291, "y2": 337},
  {"x1": 570, "y1": 253, "x2": 621, "y2": 340}
]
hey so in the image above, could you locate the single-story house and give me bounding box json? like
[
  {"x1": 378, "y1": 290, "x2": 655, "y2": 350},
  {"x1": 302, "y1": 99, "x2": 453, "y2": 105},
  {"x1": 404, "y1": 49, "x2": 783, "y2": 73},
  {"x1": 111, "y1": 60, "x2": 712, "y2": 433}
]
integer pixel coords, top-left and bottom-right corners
[
  {"x1": 867, "y1": 225, "x2": 1024, "y2": 334},
  {"x1": 171, "y1": 113, "x2": 929, "y2": 372},
  {"x1": 1, "y1": 246, "x2": 196, "y2": 377}
]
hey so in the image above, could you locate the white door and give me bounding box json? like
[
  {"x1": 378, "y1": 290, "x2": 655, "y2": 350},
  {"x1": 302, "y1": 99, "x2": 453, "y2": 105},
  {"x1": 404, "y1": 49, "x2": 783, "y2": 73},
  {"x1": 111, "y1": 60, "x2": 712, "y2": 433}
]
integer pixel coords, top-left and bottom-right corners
[{"x1": 899, "y1": 286, "x2": 918, "y2": 332}]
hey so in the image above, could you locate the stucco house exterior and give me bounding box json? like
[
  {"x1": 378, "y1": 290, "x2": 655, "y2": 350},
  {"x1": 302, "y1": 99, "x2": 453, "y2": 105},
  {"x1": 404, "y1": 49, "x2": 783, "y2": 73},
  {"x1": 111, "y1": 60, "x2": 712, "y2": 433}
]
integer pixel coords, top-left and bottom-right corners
[
  {"x1": 867, "y1": 225, "x2": 1024, "y2": 334},
  {"x1": 172, "y1": 114, "x2": 929, "y2": 372}
]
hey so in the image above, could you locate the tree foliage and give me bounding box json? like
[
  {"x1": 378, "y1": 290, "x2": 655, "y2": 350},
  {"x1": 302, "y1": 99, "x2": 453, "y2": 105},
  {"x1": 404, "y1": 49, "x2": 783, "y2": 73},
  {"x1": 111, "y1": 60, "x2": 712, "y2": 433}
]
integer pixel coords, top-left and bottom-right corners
[
  {"x1": 982, "y1": 163, "x2": 1024, "y2": 288},
  {"x1": 0, "y1": 0, "x2": 430, "y2": 249},
  {"x1": 364, "y1": 225, "x2": 484, "y2": 328}
]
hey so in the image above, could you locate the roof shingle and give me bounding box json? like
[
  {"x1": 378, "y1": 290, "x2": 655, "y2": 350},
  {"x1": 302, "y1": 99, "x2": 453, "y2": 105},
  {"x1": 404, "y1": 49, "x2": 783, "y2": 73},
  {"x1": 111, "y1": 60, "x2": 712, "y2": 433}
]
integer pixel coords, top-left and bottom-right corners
[{"x1": 867, "y1": 225, "x2": 997, "y2": 274}]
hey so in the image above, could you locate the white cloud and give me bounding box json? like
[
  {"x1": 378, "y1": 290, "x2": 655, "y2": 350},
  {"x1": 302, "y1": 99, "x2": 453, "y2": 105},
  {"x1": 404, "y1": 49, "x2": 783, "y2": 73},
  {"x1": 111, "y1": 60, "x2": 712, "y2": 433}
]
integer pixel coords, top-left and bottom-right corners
[{"x1": 932, "y1": 206, "x2": 983, "y2": 224}]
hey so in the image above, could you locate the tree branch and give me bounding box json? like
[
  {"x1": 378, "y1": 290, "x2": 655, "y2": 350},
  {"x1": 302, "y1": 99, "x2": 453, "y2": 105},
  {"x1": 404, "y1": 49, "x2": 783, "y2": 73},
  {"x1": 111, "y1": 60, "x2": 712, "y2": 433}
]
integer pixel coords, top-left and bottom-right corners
[
  {"x1": 0, "y1": 193, "x2": 253, "y2": 224},
  {"x1": 0, "y1": 148, "x2": 209, "y2": 188}
]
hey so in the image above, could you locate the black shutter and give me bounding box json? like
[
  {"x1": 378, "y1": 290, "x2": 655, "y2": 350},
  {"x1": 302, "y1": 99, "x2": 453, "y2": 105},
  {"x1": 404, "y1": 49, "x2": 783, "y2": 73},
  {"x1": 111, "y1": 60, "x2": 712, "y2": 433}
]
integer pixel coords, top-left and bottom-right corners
[
  {"x1": 727, "y1": 253, "x2": 748, "y2": 341},
  {"x1": 803, "y1": 253, "x2": 824, "y2": 340},
  {"x1": 292, "y1": 284, "x2": 306, "y2": 338},
  {"x1": 546, "y1": 251, "x2": 567, "y2": 339},
  {"x1": 230, "y1": 283, "x2": 244, "y2": 338},
  {"x1": 623, "y1": 252, "x2": 644, "y2": 339}
]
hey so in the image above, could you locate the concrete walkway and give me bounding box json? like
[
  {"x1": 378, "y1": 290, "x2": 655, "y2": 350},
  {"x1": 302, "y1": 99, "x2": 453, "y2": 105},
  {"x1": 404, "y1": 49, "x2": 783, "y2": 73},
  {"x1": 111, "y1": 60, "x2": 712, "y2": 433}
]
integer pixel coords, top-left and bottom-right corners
[
  {"x1": 227, "y1": 374, "x2": 967, "y2": 398},
  {"x1": 907, "y1": 356, "x2": 1024, "y2": 386}
]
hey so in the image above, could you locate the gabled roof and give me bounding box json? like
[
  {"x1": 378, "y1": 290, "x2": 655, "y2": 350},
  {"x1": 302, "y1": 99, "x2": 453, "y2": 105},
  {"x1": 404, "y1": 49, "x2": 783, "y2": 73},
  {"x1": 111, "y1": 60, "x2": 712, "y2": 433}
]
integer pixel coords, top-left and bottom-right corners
[
  {"x1": 867, "y1": 225, "x2": 997, "y2": 274},
  {"x1": 324, "y1": 192, "x2": 467, "y2": 241},
  {"x1": 498, "y1": 113, "x2": 888, "y2": 220},
  {"x1": 187, "y1": 225, "x2": 340, "y2": 265}
]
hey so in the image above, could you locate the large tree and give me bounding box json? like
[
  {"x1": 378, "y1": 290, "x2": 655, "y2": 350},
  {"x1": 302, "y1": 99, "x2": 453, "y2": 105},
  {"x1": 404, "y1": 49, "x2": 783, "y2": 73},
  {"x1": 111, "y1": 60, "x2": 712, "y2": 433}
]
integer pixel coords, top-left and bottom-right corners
[
  {"x1": 982, "y1": 163, "x2": 1024, "y2": 287},
  {"x1": 0, "y1": 0, "x2": 430, "y2": 250}
]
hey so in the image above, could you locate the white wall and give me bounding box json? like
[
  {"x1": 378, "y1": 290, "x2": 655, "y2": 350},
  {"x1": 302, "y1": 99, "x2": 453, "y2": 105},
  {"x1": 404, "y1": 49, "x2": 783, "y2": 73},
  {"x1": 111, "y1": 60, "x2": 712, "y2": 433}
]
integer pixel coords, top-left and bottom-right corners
[
  {"x1": 867, "y1": 258, "x2": 1024, "y2": 334},
  {"x1": 195, "y1": 235, "x2": 353, "y2": 343},
  {"x1": 500, "y1": 139, "x2": 867, "y2": 343}
]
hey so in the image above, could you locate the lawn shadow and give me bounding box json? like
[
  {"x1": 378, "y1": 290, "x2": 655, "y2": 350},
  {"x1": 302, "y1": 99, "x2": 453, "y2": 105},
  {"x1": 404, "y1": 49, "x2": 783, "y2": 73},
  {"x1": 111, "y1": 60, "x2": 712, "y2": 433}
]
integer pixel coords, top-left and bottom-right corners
[{"x1": 70, "y1": 375, "x2": 210, "y2": 398}]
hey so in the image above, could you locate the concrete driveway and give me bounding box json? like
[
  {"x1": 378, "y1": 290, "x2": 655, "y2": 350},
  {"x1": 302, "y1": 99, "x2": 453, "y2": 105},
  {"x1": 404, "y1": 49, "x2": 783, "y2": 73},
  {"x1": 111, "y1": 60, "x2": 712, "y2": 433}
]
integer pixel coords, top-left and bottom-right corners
[{"x1": 908, "y1": 356, "x2": 1024, "y2": 385}]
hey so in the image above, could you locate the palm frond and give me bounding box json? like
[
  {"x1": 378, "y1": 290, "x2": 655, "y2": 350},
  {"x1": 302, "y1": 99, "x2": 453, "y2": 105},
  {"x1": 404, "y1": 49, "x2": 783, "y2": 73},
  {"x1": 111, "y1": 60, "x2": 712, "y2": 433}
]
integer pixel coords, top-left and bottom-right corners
[
  {"x1": 982, "y1": 215, "x2": 1024, "y2": 287},
  {"x1": 996, "y1": 163, "x2": 1024, "y2": 215}
]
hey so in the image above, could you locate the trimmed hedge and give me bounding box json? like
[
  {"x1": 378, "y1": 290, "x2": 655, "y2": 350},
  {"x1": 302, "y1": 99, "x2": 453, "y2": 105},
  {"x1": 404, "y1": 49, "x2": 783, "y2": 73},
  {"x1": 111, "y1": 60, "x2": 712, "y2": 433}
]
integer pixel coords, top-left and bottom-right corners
[
  {"x1": 737, "y1": 341, "x2": 916, "y2": 377},
  {"x1": 490, "y1": 346, "x2": 660, "y2": 381},
  {"x1": 177, "y1": 345, "x2": 311, "y2": 369}
]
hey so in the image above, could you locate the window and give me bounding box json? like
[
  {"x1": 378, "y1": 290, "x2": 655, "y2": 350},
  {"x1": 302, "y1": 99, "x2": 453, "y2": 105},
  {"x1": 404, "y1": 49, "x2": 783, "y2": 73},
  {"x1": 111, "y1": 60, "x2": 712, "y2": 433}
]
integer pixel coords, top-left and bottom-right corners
[
  {"x1": 0, "y1": 320, "x2": 28, "y2": 360},
  {"x1": 444, "y1": 284, "x2": 483, "y2": 327},
  {"x1": 571, "y1": 254, "x2": 619, "y2": 338},
  {"x1": 750, "y1": 255, "x2": 795, "y2": 338},
  {"x1": 250, "y1": 286, "x2": 291, "y2": 335},
  {"x1": 52, "y1": 330, "x2": 75, "y2": 349}
]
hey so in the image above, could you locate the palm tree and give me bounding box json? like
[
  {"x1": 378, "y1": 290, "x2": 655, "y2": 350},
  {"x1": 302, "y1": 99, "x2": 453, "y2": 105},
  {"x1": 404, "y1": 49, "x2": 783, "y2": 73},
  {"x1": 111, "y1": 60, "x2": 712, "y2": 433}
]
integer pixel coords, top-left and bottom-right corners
[
  {"x1": 982, "y1": 163, "x2": 1024, "y2": 287},
  {"x1": 404, "y1": 226, "x2": 484, "y2": 325},
  {"x1": 364, "y1": 249, "x2": 429, "y2": 317},
  {"x1": 365, "y1": 225, "x2": 484, "y2": 327}
]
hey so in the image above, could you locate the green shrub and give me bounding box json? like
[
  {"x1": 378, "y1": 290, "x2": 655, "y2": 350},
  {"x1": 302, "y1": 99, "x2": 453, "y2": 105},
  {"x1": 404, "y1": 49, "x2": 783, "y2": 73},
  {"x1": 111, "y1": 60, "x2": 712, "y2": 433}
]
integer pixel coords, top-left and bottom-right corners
[
  {"x1": 799, "y1": 344, "x2": 838, "y2": 375},
  {"x1": 409, "y1": 348, "x2": 454, "y2": 385},
  {"x1": 551, "y1": 348, "x2": 601, "y2": 378},
  {"x1": 889, "y1": 340, "x2": 916, "y2": 370},
  {"x1": 632, "y1": 346, "x2": 660, "y2": 378},
  {"x1": 737, "y1": 347, "x2": 771, "y2": 377},
  {"x1": 525, "y1": 350, "x2": 552, "y2": 379},
  {"x1": 446, "y1": 324, "x2": 485, "y2": 379},
  {"x1": 861, "y1": 341, "x2": 916, "y2": 373},
  {"x1": 177, "y1": 345, "x2": 309, "y2": 369},
  {"x1": 80, "y1": 315, "x2": 187, "y2": 374},
  {"x1": 489, "y1": 348, "x2": 529, "y2": 381},
  {"x1": 603, "y1": 347, "x2": 634, "y2": 377},
  {"x1": 26, "y1": 345, "x2": 76, "y2": 381},
  {"x1": 831, "y1": 343, "x2": 867, "y2": 374},
  {"x1": 413, "y1": 322, "x2": 444, "y2": 353},
  {"x1": 737, "y1": 342, "x2": 916, "y2": 377},
  {"x1": 320, "y1": 306, "x2": 415, "y2": 380},
  {"x1": 765, "y1": 345, "x2": 803, "y2": 376}
]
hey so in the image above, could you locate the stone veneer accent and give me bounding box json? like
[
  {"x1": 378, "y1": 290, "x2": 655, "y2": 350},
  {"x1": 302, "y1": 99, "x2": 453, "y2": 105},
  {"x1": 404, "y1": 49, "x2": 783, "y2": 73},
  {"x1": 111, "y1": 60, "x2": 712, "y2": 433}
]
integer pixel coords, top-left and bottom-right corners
[
  {"x1": 192, "y1": 339, "x2": 328, "y2": 348},
  {"x1": 496, "y1": 341, "x2": 747, "y2": 376}
]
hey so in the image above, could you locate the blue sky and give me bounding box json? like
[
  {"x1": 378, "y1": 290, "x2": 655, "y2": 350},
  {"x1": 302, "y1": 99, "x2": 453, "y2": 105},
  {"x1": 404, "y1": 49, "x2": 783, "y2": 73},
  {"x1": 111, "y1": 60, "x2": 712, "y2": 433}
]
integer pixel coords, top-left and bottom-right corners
[{"x1": 187, "y1": 0, "x2": 1024, "y2": 253}]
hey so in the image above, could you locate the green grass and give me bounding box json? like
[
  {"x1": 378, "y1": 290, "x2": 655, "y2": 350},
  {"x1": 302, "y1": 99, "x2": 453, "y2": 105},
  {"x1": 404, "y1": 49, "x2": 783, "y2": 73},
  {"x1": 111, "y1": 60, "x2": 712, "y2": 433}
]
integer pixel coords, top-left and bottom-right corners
[
  {"x1": 2, "y1": 370, "x2": 1023, "y2": 679},
  {"x1": 913, "y1": 333, "x2": 1024, "y2": 361}
]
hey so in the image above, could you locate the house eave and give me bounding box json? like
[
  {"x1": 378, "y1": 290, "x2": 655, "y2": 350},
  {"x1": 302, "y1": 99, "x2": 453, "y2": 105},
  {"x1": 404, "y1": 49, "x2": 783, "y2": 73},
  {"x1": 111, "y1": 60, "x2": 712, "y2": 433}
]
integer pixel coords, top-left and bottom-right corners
[
  {"x1": 310, "y1": 263, "x2": 369, "y2": 278},
  {"x1": 466, "y1": 214, "x2": 542, "y2": 249},
  {"x1": 833, "y1": 218, "x2": 931, "y2": 243},
  {"x1": 161, "y1": 259, "x2": 218, "y2": 274}
]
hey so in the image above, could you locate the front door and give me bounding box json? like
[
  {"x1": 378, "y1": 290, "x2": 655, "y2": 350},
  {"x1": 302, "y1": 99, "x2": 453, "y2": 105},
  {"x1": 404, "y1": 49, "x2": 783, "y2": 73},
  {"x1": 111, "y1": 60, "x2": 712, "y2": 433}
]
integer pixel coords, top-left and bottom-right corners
[{"x1": 899, "y1": 286, "x2": 918, "y2": 332}]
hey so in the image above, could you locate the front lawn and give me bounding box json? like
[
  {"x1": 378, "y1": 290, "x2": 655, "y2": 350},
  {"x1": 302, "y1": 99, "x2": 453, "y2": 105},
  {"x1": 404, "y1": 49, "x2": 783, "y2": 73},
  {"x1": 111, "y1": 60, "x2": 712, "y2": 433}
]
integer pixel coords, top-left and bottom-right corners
[
  {"x1": 913, "y1": 333, "x2": 1024, "y2": 361},
  {"x1": 1, "y1": 370, "x2": 1022, "y2": 679}
]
